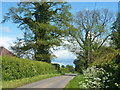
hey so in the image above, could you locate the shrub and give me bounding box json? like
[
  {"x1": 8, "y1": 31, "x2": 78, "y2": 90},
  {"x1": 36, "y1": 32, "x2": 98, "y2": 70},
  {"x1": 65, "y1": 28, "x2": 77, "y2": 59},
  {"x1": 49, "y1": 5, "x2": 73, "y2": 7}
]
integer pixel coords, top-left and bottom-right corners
[
  {"x1": 66, "y1": 65, "x2": 75, "y2": 73},
  {"x1": 2, "y1": 56, "x2": 59, "y2": 81},
  {"x1": 91, "y1": 50, "x2": 120, "y2": 88},
  {"x1": 60, "y1": 67, "x2": 69, "y2": 74},
  {"x1": 89, "y1": 46, "x2": 115, "y2": 64},
  {"x1": 52, "y1": 63, "x2": 61, "y2": 73},
  {"x1": 79, "y1": 66, "x2": 120, "y2": 88}
]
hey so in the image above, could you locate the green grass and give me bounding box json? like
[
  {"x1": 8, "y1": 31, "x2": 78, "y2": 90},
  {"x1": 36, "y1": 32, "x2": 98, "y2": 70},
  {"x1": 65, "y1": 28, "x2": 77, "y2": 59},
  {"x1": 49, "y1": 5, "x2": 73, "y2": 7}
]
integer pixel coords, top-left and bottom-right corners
[
  {"x1": 65, "y1": 74, "x2": 84, "y2": 88},
  {"x1": 2, "y1": 74, "x2": 61, "y2": 88}
]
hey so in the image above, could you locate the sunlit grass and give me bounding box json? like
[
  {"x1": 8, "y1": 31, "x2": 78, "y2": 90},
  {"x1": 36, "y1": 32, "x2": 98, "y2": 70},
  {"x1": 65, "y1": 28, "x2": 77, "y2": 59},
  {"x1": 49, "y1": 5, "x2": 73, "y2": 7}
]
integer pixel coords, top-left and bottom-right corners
[
  {"x1": 2, "y1": 74, "x2": 61, "y2": 88},
  {"x1": 65, "y1": 74, "x2": 84, "y2": 88}
]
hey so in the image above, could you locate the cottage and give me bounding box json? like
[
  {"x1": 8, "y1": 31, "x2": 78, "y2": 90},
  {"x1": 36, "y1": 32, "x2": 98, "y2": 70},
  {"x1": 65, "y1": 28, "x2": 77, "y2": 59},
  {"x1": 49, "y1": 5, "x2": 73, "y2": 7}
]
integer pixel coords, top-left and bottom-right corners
[{"x1": 0, "y1": 46, "x2": 16, "y2": 56}]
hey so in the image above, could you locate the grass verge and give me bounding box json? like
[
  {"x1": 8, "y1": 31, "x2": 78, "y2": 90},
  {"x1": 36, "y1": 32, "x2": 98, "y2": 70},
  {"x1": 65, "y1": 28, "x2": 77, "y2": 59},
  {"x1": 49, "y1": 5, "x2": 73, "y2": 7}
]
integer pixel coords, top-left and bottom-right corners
[
  {"x1": 2, "y1": 74, "x2": 61, "y2": 88},
  {"x1": 65, "y1": 74, "x2": 84, "y2": 88}
]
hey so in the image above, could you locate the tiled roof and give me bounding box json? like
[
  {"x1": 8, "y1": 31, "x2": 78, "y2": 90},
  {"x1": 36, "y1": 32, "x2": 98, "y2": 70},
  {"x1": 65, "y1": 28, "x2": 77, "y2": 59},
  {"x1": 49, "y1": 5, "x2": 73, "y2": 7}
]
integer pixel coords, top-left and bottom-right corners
[{"x1": 0, "y1": 46, "x2": 16, "y2": 56}]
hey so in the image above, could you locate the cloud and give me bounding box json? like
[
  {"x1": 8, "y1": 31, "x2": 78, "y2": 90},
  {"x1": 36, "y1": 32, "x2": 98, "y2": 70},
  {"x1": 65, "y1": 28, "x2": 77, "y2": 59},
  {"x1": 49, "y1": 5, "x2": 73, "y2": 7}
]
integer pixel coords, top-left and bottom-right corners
[
  {"x1": 85, "y1": 8, "x2": 89, "y2": 11},
  {"x1": 52, "y1": 49, "x2": 76, "y2": 60},
  {"x1": 51, "y1": 47, "x2": 76, "y2": 67},
  {"x1": 2, "y1": 26, "x2": 12, "y2": 33},
  {"x1": 0, "y1": 36, "x2": 15, "y2": 50}
]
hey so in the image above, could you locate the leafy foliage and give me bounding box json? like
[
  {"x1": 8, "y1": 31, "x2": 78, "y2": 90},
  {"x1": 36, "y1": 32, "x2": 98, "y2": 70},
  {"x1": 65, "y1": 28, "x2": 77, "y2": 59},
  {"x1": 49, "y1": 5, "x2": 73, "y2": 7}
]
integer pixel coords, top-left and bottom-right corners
[
  {"x1": 90, "y1": 49, "x2": 120, "y2": 88},
  {"x1": 111, "y1": 13, "x2": 120, "y2": 49},
  {"x1": 60, "y1": 67, "x2": 69, "y2": 74},
  {"x1": 66, "y1": 9, "x2": 114, "y2": 68},
  {"x1": 52, "y1": 63, "x2": 61, "y2": 73},
  {"x1": 61, "y1": 65, "x2": 65, "y2": 68},
  {"x1": 66, "y1": 65, "x2": 75, "y2": 73},
  {"x1": 73, "y1": 58, "x2": 85, "y2": 73},
  {"x1": 2, "y1": 56, "x2": 59, "y2": 81},
  {"x1": 2, "y1": 2, "x2": 72, "y2": 62},
  {"x1": 89, "y1": 46, "x2": 115, "y2": 64}
]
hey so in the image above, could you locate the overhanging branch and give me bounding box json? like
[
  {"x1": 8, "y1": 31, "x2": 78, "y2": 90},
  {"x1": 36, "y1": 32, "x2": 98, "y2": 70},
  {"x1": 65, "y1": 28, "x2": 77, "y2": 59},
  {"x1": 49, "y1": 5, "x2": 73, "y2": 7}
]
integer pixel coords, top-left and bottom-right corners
[{"x1": 98, "y1": 34, "x2": 112, "y2": 49}]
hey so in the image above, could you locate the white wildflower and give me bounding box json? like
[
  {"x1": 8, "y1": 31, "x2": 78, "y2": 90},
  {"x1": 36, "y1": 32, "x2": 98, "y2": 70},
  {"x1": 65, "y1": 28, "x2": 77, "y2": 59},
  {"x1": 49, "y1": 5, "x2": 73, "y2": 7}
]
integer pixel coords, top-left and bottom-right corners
[
  {"x1": 106, "y1": 86, "x2": 109, "y2": 88},
  {"x1": 115, "y1": 83, "x2": 119, "y2": 87}
]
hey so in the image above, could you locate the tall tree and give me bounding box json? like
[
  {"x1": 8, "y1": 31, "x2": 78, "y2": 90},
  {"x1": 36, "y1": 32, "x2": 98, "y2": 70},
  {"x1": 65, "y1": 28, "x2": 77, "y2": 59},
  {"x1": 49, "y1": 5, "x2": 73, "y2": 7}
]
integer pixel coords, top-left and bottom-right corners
[
  {"x1": 2, "y1": 1, "x2": 72, "y2": 63},
  {"x1": 111, "y1": 13, "x2": 120, "y2": 49},
  {"x1": 65, "y1": 9, "x2": 114, "y2": 68},
  {"x1": 61, "y1": 65, "x2": 65, "y2": 68},
  {"x1": 66, "y1": 65, "x2": 75, "y2": 73},
  {"x1": 73, "y1": 58, "x2": 84, "y2": 73}
]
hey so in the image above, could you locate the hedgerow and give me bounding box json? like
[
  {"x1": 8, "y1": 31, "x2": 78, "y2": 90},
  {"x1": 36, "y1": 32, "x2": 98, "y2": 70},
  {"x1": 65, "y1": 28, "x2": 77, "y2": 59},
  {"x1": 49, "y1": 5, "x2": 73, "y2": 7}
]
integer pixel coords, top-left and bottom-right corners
[{"x1": 2, "y1": 56, "x2": 59, "y2": 81}]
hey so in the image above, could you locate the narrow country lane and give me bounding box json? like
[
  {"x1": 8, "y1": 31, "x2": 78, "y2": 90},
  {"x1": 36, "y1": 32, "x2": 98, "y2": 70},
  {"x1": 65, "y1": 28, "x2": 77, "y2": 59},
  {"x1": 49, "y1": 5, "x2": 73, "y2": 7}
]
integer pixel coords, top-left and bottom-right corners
[{"x1": 17, "y1": 74, "x2": 76, "y2": 88}]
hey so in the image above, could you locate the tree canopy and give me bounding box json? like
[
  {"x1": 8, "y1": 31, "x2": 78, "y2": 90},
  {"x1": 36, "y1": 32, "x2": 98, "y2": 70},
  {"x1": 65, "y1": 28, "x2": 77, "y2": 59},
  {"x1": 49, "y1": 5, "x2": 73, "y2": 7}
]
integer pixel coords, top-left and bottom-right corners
[
  {"x1": 65, "y1": 9, "x2": 114, "y2": 68},
  {"x1": 111, "y1": 13, "x2": 120, "y2": 49},
  {"x1": 2, "y1": 1, "x2": 72, "y2": 63},
  {"x1": 66, "y1": 64, "x2": 75, "y2": 73}
]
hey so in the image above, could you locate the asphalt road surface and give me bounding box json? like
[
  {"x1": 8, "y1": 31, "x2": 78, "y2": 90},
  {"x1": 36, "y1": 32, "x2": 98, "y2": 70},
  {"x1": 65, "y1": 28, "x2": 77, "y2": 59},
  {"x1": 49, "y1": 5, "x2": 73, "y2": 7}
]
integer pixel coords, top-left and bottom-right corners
[{"x1": 18, "y1": 74, "x2": 76, "y2": 88}]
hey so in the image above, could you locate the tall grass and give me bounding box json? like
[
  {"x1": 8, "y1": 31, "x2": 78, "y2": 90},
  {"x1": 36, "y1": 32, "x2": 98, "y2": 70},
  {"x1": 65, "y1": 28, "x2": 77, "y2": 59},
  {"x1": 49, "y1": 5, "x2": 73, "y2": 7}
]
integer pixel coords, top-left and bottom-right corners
[{"x1": 65, "y1": 74, "x2": 84, "y2": 88}]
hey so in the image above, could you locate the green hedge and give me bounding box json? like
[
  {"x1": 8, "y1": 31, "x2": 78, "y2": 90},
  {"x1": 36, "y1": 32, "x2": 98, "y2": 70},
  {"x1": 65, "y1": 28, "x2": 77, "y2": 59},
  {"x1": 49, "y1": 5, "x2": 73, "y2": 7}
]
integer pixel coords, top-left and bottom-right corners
[{"x1": 2, "y1": 56, "x2": 59, "y2": 81}]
